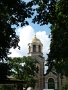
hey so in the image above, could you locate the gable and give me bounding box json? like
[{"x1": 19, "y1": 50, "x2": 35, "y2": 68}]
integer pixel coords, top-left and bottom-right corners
[{"x1": 44, "y1": 71, "x2": 58, "y2": 82}]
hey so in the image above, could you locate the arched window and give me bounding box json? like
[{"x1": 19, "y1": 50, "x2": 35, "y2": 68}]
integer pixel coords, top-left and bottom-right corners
[
  {"x1": 36, "y1": 64, "x2": 40, "y2": 73},
  {"x1": 38, "y1": 45, "x2": 41, "y2": 52},
  {"x1": 33, "y1": 45, "x2": 36, "y2": 52},
  {"x1": 29, "y1": 46, "x2": 31, "y2": 53},
  {"x1": 48, "y1": 78, "x2": 55, "y2": 89}
]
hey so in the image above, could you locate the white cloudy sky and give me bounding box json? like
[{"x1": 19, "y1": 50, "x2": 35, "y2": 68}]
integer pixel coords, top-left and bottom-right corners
[{"x1": 8, "y1": 25, "x2": 50, "y2": 59}]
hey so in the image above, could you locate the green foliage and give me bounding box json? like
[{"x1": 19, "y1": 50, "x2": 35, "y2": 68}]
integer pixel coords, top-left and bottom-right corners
[
  {"x1": 7, "y1": 57, "x2": 24, "y2": 79},
  {"x1": 7, "y1": 56, "x2": 37, "y2": 89},
  {"x1": 0, "y1": 63, "x2": 11, "y2": 80},
  {"x1": 22, "y1": 56, "x2": 37, "y2": 88},
  {"x1": 0, "y1": 85, "x2": 15, "y2": 90},
  {"x1": 32, "y1": 0, "x2": 57, "y2": 25},
  {"x1": 0, "y1": 0, "x2": 34, "y2": 61},
  {"x1": 31, "y1": 0, "x2": 68, "y2": 76},
  {"x1": 60, "y1": 82, "x2": 68, "y2": 90},
  {"x1": 47, "y1": 0, "x2": 68, "y2": 76}
]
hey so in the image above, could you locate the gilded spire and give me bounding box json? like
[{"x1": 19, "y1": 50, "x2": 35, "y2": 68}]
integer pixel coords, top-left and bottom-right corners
[
  {"x1": 34, "y1": 33, "x2": 36, "y2": 38},
  {"x1": 31, "y1": 33, "x2": 42, "y2": 44}
]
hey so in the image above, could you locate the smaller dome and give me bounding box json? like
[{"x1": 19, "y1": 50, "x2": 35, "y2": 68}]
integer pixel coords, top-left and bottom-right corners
[{"x1": 31, "y1": 34, "x2": 42, "y2": 44}]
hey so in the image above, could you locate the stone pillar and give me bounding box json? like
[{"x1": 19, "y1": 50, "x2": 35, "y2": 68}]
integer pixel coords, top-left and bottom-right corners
[
  {"x1": 36, "y1": 45, "x2": 38, "y2": 52},
  {"x1": 45, "y1": 82, "x2": 48, "y2": 89},
  {"x1": 55, "y1": 82, "x2": 57, "y2": 89}
]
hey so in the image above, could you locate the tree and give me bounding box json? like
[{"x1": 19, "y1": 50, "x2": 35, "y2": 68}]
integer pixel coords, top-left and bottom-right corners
[
  {"x1": 7, "y1": 56, "x2": 38, "y2": 90},
  {"x1": 47, "y1": 0, "x2": 68, "y2": 76},
  {"x1": 31, "y1": 0, "x2": 68, "y2": 76},
  {"x1": 0, "y1": 63, "x2": 11, "y2": 80},
  {"x1": 0, "y1": 85, "x2": 14, "y2": 90},
  {"x1": 60, "y1": 82, "x2": 68, "y2": 90},
  {"x1": 32, "y1": 0, "x2": 57, "y2": 25},
  {"x1": 0, "y1": 0, "x2": 34, "y2": 83},
  {"x1": 0, "y1": 0, "x2": 34, "y2": 61}
]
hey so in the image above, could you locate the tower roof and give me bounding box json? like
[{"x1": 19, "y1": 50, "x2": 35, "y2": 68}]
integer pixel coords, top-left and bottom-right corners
[{"x1": 31, "y1": 34, "x2": 42, "y2": 44}]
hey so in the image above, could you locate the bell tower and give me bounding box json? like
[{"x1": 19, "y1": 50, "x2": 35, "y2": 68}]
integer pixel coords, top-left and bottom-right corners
[
  {"x1": 28, "y1": 34, "x2": 45, "y2": 90},
  {"x1": 28, "y1": 34, "x2": 43, "y2": 56}
]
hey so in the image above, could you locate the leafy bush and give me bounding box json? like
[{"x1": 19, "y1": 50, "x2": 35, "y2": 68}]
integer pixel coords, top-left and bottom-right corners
[{"x1": 60, "y1": 82, "x2": 68, "y2": 90}]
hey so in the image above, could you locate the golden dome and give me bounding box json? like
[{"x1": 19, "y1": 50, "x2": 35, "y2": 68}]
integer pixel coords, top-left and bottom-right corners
[{"x1": 31, "y1": 34, "x2": 42, "y2": 44}]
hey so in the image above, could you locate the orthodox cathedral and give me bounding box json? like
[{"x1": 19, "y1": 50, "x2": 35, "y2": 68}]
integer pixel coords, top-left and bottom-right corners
[{"x1": 27, "y1": 34, "x2": 67, "y2": 90}]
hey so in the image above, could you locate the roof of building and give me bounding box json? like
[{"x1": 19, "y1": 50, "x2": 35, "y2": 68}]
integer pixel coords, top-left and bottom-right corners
[
  {"x1": 44, "y1": 70, "x2": 57, "y2": 76},
  {"x1": 31, "y1": 34, "x2": 42, "y2": 44},
  {"x1": 38, "y1": 55, "x2": 44, "y2": 58}
]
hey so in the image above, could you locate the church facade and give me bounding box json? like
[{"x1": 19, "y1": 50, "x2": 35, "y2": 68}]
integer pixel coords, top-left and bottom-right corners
[{"x1": 27, "y1": 34, "x2": 67, "y2": 90}]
